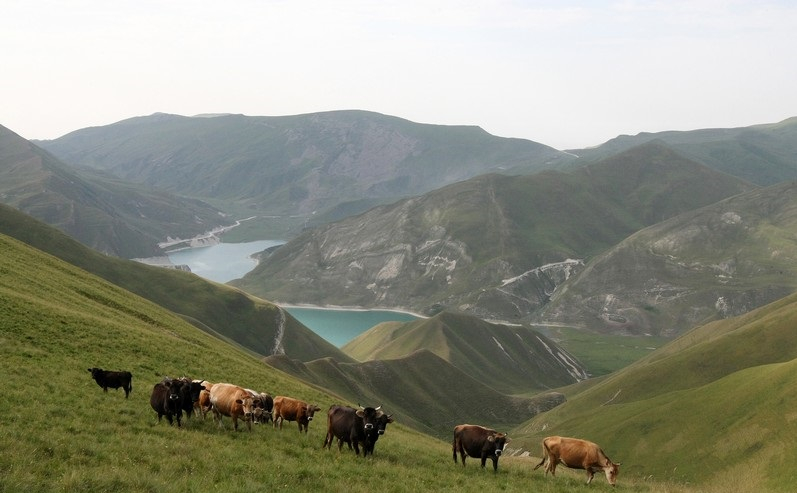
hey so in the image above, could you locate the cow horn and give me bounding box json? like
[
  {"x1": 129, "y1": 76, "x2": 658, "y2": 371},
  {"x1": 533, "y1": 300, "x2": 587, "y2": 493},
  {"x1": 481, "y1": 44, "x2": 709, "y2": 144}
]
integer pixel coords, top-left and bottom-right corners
[{"x1": 375, "y1": 405, "x2": 382, "y2": 411}]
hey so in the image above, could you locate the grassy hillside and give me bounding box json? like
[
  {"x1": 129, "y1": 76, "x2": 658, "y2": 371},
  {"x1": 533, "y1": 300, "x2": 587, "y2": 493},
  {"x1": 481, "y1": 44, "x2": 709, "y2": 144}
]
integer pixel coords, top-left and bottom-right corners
[
  {"x1": 233, "y1": 141, "x2": 754, "y2": 324},
  {"x1": 0, "y1": 229, "x2": 696, "y2": 493},
  {"x1": 512, "y1": 291, "x2": 797, "y2": 490},
  {"x1": 342, "y1": 311, "x2": 587, "y2": 393},
  {"x1": 0, "y1": 124, "x2": 230, "y2": 258},
  {"x1": 0, "y1": 202, "x2": 348, "y2": 363},
  {"x1": 539, "y1": 181, "x2": 797, "y2": 336},
  {"x1": 265, "y1": 349, "x2": 567, "y2": 438}
]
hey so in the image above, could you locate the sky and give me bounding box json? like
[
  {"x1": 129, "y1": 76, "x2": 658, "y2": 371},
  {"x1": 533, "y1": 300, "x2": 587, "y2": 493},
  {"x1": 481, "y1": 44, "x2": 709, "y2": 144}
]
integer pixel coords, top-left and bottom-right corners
[{"x1": 2, "y1": 0, "x2": 796, "y2": 150}]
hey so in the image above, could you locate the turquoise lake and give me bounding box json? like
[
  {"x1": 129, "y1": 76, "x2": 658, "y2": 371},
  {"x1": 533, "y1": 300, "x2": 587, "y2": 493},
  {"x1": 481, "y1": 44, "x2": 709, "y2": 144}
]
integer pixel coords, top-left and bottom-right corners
[
  {"x1": 167, "y1": 240, "x2": 420, "y2": 346},
  {"x1": 282, "y1": 307, "x2": 419, "y2": 347}
]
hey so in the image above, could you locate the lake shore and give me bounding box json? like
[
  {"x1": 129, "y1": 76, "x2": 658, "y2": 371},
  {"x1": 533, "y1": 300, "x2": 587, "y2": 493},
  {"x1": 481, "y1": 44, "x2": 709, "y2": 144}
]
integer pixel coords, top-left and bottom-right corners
[{"x1": 278, "y1": 302, "x2": 427, "y2": 319}]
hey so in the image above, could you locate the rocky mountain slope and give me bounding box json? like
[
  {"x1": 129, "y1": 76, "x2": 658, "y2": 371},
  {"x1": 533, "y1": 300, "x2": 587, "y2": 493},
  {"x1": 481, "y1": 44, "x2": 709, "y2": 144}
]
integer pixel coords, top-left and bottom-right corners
[
  {"x1": 537, "y1": 180, "x2": 797, "y2": 336},
  {"x1": 232, "y1": 141, "x2": 755, "y2": 326}
]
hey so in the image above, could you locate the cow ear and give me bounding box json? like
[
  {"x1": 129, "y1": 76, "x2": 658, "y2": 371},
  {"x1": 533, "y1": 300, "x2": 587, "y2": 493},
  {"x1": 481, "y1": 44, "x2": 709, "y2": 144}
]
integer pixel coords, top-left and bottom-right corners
[
  {"x1": 487, "y1": 435, "x2": 495, "y2": 442},
  {"x1": 355, "y1": 409, "x2": 365, "y2": 417}
]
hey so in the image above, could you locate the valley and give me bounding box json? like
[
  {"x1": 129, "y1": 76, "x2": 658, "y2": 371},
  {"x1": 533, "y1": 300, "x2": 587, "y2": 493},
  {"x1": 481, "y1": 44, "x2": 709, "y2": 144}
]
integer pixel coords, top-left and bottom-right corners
[{"x1": 2, "y1": 111, "x2": 797, "y2": 491}]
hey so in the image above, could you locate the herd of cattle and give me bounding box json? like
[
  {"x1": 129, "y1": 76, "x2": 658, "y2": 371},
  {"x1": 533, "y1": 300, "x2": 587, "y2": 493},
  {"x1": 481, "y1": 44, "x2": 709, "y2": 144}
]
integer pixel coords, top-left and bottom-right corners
[{"x1": 88, "y1": 367, "x2": 620, "y2": 485}]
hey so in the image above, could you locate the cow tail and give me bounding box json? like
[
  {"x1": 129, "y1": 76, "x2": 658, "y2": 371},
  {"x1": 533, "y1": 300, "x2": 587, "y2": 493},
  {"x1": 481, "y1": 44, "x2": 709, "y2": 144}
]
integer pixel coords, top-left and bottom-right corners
[{"x1": 533, "y1": 440, "x2": 549, "y2": 470}]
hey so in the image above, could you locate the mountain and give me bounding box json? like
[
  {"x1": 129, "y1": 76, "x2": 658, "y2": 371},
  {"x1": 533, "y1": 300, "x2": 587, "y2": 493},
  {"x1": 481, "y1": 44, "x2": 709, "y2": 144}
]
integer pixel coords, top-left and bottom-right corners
[
  {"x1": 231, "y1": 141, "x2": 755, "y2": 323},
  {"x1": 538, "y1": 181, "x2": 797, "y2": 336},
  {"x1": 0, "y1": 124, "x2": 231, "y2": 257},
  {"x1": 35, "y1": 111, "x2": 568, "y2": 222},
  {"x1": 568, "y1": 116, "x2": 797, "y2": 185},
  {"x1": 511, "y1": 290, "x2": 797, "y2": 487},
  {"x1": 341, "y1": 311, "x2": 588, "y2": 393},
  {"x1": 0, "y1": 202, "x2": 346, "y2": 363}
]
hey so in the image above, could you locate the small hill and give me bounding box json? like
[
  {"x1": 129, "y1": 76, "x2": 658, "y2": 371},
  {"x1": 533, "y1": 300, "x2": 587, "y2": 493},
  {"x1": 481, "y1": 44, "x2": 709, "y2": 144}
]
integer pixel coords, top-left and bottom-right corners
[
  {"x1": 511, "y1": 290, "x2": 797, "y2": 489},
  {"x1": 36, "y1": 111, "x2": 568, "y2": 222},
  {"x1": 0, "y1": 124, "x2": 230, "y2": 257},
  {"x1": 265, "y1": 349, "x2": 566, "y2": 438},
  {"x1": 0, "y1": 202, "x2": 347, "y2": 363},
  {"x1": 233, "y1": 141, "x2": 754, "y2": 322},
  {"x1": 539, "y1": 181, "x2": 797, "y2": 336},
  {"x1": 569, "y1": 116, "x2": 797, "y2": 185},
  {"x1": 342, "y1": 311, "x2": 588, "y2": 393}
]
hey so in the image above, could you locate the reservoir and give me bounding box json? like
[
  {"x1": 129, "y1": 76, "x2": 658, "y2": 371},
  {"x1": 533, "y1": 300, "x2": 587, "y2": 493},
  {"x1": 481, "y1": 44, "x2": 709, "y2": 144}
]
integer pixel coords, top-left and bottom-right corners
[
  {"x1": 166, "y1": 239, "x2": 283, "y2": 283},
  {"x1": 165, "y1": 239, "x2": 420, "y2": 346},
  {"x1": 282, "y1": 306, "x2": 420, "y2": 347}
]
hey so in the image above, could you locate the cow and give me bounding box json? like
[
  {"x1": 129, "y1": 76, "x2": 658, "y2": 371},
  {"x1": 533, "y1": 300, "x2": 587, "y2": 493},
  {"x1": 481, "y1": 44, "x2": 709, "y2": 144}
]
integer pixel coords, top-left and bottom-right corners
[
  {"x1": 87, "y1": 367, "x2": 133, "y2": 398},
  {"x1": 209, "y1": 383, "x2": 256, "y2": 431},
  {"x1": 273, "y1": 395, "x2": 321, "y2": 433},
  {"x1": 150, "y1": 378, "x2": 184, "y2": 427},
  {"x1": 452, "y1": 424, "x2": 510, "y2": 472},
  {"x1": 176, "y1": 377, "x2": 206, "y2": 422},
  {"x1": 368, "y1": 410, "x2": 394, "y2": 455},
  {"x1": 533, "y1": 436, "x2": 620, "y2": 486},
  {"x1": 323, "y1": 405, "x2": 384, "y2": 456},
  {"x1": 245, "y1": 390, "x2": 273, "y2": 425}
]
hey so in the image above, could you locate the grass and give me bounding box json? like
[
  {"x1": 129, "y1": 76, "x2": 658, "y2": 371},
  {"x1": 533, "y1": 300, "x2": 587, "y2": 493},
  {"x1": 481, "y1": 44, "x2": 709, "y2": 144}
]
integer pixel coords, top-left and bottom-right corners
[{"x1": 542, "y1": 326, "x2": 669, "y2": 376}]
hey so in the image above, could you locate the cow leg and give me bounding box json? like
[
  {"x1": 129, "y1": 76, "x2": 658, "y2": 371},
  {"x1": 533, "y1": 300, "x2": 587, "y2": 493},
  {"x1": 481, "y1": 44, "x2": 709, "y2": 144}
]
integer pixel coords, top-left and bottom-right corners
[
  {"x1": 491, "y1": 456, "x2": 499, "y2": 472},
  {"x1": 480, "y1": 453, "x2": 487, "y2": 468},
  {"x1": 165, "y1": 413, "x2": 174, "y2": 426},
  {"x1": 586, "y1": 470, "x2": 594, "y2": 484}
]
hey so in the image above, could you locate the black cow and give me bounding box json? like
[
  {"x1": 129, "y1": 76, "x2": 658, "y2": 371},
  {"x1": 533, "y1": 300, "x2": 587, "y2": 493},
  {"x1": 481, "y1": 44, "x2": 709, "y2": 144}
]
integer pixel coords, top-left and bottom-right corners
[
  {"x1": 175, "y1": 377, "x2": 206, "y2": 422},
  {"x1": 367, "y1": 411, "x2": 394, "y2": 455},
  {"x1": 150, "y1": 378, "x2": 184, "y2": 427},
  {"x1": 87, "y1": 367, "x2": 133, "y2": 398},
  {"x1": 452, "y1": 424, "x2": 510, "y2": 472},
  {"x1": 323, "y1": 405, "x2": 385, "y2": 457}
]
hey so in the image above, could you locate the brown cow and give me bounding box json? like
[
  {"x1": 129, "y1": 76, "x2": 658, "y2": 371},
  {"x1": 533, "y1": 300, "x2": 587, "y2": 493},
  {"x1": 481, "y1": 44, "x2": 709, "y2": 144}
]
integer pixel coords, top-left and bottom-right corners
[
  {"x1": 273, "y1": 395, "x2": 321, "y2": 433},
  {"x1": 533, "y1": 436, "x2": 620, "y2": 486},
  {"x1": 452, "y1": 424, "x2": 510, "y2": 472},
  {"x1": 209, "y1": 383, "x2": 255, "y2": 431}
]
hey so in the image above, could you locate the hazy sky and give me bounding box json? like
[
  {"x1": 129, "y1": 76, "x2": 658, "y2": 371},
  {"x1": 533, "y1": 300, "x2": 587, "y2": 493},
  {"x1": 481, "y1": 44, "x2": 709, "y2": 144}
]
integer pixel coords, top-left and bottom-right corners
[{"x1": 2, "y1": 0, "x2": 796, "y2": 149}]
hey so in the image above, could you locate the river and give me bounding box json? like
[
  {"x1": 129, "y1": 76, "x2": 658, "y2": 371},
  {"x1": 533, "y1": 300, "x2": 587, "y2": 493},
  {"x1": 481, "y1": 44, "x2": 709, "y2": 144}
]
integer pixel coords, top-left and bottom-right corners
[{"x1": 165, "y1": 240, "x2": 420, "y2": 346}]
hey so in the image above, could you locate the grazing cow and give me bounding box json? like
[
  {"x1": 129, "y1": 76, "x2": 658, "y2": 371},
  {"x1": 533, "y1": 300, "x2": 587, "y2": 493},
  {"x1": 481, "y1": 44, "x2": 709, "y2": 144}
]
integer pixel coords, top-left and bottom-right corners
[
  {"x1": 150, "y1": 378, "x2": 184, "y2": 427},
  {"x1": 87, "y1": 367, "x2": 133, "y2": 398},
  {"x1": 452, "y1": 424, "x2": 510, "y2": 472},
  {"x1": 323, "y1": 405, "x2": 384, "y2": 456},
  {"x1": 209, "y1": 383, "x2": 256, "y2": 431},
  {"x1": 273, "y1": 396, "x2": 321, "y2": 433},
  {"x1": 533, "y1": 436, "x2": 620, "y2": 486}
]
